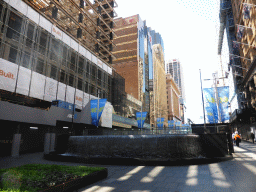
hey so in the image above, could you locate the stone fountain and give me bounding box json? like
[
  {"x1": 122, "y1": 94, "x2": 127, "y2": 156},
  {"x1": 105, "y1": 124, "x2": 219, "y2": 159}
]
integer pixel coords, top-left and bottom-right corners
[{"x1": 46, "y1": 133, "x2": 231, "y2": 164}]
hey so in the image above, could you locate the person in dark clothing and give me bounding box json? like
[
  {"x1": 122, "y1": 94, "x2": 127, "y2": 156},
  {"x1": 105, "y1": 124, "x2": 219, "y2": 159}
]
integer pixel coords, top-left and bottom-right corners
[
  {"x1": 251, "y1": 133, "x2": 255, "y2": 144},
  {"x1": 234, "y1": 133, "x2": 241, "y2": 147}
]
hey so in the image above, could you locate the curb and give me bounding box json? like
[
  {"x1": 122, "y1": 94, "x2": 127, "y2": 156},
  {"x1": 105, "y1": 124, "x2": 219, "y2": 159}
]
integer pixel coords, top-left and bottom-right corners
[
  {"x1": 241, "y1": 139, "x2": 255, "y2": 144},
  {"x1": 38, "y1": 168, "x2": 108, "y2": 192}
]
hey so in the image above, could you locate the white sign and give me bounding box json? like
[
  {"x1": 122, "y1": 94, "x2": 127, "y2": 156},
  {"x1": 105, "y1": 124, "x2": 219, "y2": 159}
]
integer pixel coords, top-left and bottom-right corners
[
  {"x1": 101, "y1": 102, "x2": 113, "y2": 128},
  {"x1": 66, "y1": 85, "x2": 75, "y2": 104},
  {"x1": 44, "y1": 77, "x2": 57, "y2": 102},
  {"x1": 16, "y1": 66, "x2": 31, "y2": 96},
  {"x1": 0, "y1": 59, "x2": 18, "y2": 92},
  {"x1": 75, "y1": 89, "x2": 83, "y2": 109},
  {"x1": 29, "y1": 72, "x2": 46, "y2": 99},
  {"x1": 57, "y1": 82, "x2": 66, "y2": 101}
]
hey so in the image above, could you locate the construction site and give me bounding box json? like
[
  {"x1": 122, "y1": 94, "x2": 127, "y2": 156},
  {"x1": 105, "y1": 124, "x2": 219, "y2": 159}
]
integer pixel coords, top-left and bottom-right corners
[{"x1": 23, "y1": 0, "x2": 117, "y2": 64}]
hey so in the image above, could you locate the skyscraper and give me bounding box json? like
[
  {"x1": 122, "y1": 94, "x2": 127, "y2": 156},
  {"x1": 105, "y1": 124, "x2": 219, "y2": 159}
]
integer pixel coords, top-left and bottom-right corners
[
  {"x1": 112, "y1": 14, "x2": 150, "y2": 120},
  {"x1": 166, "y1": 59, "x2": 185, "y2": 103}
]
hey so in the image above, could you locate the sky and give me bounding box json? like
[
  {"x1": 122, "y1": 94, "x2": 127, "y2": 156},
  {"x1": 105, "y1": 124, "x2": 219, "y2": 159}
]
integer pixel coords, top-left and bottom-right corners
[{"x1": 115, "y1": 0, "x2": 229, "y2": 124}]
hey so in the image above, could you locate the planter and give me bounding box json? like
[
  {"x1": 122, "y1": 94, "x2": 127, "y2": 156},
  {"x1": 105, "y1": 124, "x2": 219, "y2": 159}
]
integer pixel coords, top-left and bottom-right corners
[{"x1": 38, "y1": 168, "x2": 108, "y2": 192}]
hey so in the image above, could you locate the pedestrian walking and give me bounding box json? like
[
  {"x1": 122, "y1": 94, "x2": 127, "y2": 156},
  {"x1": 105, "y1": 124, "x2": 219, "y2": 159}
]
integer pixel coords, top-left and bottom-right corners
[
  {"x1": 251, "y1": 132, "x2": 255, "y2": 144},
  {"x1": 234, "y1": 132, "x2": 241, "y2": 147},
  {"x1": 232, "y1": 132, "x2": 236, "y2": 144}
]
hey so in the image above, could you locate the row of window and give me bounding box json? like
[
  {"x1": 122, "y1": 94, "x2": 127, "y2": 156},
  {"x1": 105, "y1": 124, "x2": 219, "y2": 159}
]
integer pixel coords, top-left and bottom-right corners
[{"x1": 0, "y1": 2, "x2": 112, "y2": 99}]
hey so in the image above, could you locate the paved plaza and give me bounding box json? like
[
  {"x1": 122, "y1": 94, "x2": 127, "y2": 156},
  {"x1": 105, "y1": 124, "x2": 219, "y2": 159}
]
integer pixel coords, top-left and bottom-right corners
[{"x1": 1, "y1": 141, "x2": 256, "y2": 192}]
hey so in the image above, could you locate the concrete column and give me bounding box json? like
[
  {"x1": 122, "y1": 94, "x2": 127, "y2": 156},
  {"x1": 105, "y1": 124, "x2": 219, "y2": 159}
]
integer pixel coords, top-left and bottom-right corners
[
  {"x1": 44, "y1": 133, "x2": 51, "y2": 154},
  {"x1": 50, "y1": 133, "x2": 55, "y2": 152},
  {"x1": 11, "y1": 134, "x2": 21, "y2": 157}
]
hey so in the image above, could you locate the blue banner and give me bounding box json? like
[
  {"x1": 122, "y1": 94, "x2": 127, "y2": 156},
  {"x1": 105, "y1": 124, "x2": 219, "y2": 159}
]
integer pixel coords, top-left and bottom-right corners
[
  {"x1": 175, "y1": 121, "x2": 182, "y2": 130},
  {"x1": 168, "y1": 120, "x2": 175, "y2": 129},
  {"x1": 168, "y1": 120, "x2": 175, "y2": 128},
  {"x1": 136, "y1": 112, "x2": 147, "y2": 128},
  {"x1": 217, "y1": 86, "x2": 229, "y2": 122},
  {"x1": 157, "y1": 118, "x2": 165, "y2": 129},
  {"x1": 90, "y1": 99, "x2": 107, "y2": 127},
  {"x1": 203, "y1": 88, "x2": 218, "y2": 124}
]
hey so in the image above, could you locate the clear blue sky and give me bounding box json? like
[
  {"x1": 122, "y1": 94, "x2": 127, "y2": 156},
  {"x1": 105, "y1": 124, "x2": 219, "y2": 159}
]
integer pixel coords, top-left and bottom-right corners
[{"x1": 116, "y1": 0, "x2": 226, "y2": 124}]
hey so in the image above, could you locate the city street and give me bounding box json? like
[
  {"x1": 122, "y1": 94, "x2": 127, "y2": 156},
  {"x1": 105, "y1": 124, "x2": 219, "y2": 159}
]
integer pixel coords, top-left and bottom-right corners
[{"x1": 1, "y1": 141, "x2": 256, "y2": 192}]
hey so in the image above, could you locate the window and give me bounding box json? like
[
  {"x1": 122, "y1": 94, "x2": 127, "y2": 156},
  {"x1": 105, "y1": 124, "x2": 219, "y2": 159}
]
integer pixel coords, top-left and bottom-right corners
[
  {"x1": 21, "y1": 51, "x2": 31, "y2": 69},
  {"x1": 8, "y1": 45, "x2": 18, "y2": 63},
  {"x1": 68, "y1": 73, "x2": 74, "y2": 87},
  {"x1": 86, "y1": 61, "x2": 90, "y2": 78},
  {"x1": 91, "y1": 84, "x2": 96, "y2": 96},
  {"x1": 50, "y1": 38, "x2": 62, "y2": 63},
  {"x1": 98, "y1": 69, "x2": 102, "y2": 86},
  {"x1": 59, "y1": 70, "x2": 66, "y2": 84},
  {"x1": 35, "y1": 58, "x2": 45, "y2": 75},
  {"x1": 6, "y1": 11, "x2": 23, "y2": 41},
  {"x1": 61, "y1": 45, "x2": 69, "y2": 67},
  {"x1": 78, "y1": 56, "x2": 84, "y2": 75},
  {"x1": 38, "y1": 30, "x2": 48, "y2": 55},
  {"x1": 84, "y1": 82, "x2": 89, "y2": 93},
  {"x1": 25, "y1": 23, "x2": 35, "y2": 49},
  {"x1": 91, "y1": 65, "x2": 97, "y2": 83},
  {"x1": 77, "y1": 78, "x2": 83, "y2": 91},
  {"x1": 50, "y1": 65, "x2": 57, "y2": 80},
  {"x1": 69, "y1": 51, "x2": 77, "y2": 72}
]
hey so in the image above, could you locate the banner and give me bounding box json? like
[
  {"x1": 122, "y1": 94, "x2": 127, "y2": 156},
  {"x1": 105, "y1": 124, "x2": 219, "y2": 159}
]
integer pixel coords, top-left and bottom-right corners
[
  {"x1": 217, "y1": 86, "x2": 230, "y2": 122},
  {"x1": 44, "y1": 77, "x2": 57, "y2": 102},
  {"x1": 157, "y1": 118, "x2": 165, "y2": 129},
  {"x1": 90, "y1": 99, "x2": 107, "y2": 127},
  {"x1": 168, "y1": 120, "x2": 175, "y2": 128},
  {"x1": 203, "y1": 88, "x2": 218, "y2": 124},
  {"x1": 175, "y1": 121, "x2": 182, "y2": 129},
  {"x1": 136, "y1": 112, "x2": 147, "y2": 128},
  {"x1": 0, "y1": 58, "x2": 18, "y2": 93},
  {"x1": 29, "y1": 72, "x2": 46, "y2": 100},
  {"x1": 16, "y1": 66, "x2": 31, "y2": 96}
]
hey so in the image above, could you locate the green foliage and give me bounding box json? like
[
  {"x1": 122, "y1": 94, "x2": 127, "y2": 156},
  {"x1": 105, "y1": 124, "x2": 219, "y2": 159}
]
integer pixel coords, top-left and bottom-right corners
[{"x1": 0, "y1": 164, "x2": 105, "y2": 192}]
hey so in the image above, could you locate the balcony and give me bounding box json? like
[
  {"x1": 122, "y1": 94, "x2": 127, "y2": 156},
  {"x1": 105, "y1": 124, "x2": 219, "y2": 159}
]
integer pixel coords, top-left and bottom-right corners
[{"x1": 220, "y1": 1, "x2": 232, "y2": 10}]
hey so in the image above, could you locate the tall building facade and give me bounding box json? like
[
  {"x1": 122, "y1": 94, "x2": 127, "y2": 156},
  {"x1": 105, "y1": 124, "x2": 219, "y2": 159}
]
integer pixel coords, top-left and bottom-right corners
[
  {"x1": 166, "y1": 74, "x2": 181, "y2": 122},
  {"x1": 219, "y1": 0, "x2": 256, "y2": 138},
  {"x1": 0, "y1": 0, "x2": 118, "y2": 156},
  {"x1": 150, "y1": 44, "x2": 168, "y2": 127},
  {"x1": 112, "y1": 14, "x2": 150, "y2": 123},
  {"x1": 166, "y1": 59, "x2": 185, "y2": 102}
]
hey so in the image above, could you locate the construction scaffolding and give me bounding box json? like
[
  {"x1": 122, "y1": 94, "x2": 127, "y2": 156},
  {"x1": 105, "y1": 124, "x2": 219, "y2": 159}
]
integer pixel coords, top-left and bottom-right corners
[{"x1": 24, "y1": 0, "x2": 118, "y2": 64}]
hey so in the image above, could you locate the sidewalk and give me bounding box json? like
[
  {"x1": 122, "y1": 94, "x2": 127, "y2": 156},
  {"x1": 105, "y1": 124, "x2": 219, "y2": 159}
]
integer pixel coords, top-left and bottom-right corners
[{"x1": 1, "y1": 142, "x2": 256, "y2": 191}]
